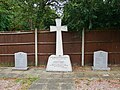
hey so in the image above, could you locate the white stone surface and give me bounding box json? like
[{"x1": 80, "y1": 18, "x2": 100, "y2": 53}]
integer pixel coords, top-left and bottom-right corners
[
  {"x1": 50, "y1": 19, "x2": 67, "y2": 56},
  {"x1": 46, "y1": 18, "x2": 72, "y2": 72},
  {"x1": 46, "y1": 55, "x2": 72, "y2": 71},
  {"x1": 92, "y1": 50, "x2": 110, "y2": 70},
  {"x1": 13, "y1": 52, "x2": 28, "y2": 70}
]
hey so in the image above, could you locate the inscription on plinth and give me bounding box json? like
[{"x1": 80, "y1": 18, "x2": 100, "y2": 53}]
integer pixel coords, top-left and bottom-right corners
[{"x1": 46, "y1": 55, "x2": 72, "y2": 71}]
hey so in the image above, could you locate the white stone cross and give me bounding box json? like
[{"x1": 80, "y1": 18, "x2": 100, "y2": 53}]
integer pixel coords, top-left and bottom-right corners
[{"x1": 50, "y1": 19, "x2": 67, "y2": 56}]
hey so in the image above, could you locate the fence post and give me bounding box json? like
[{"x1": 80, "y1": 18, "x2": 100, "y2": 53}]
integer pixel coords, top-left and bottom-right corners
[
  {"x1": 35, "y1": 28, "x2": 38, "y2": 66},
  {"x1": 82, "y1": 28, "x2": 85, "y2": 66}
]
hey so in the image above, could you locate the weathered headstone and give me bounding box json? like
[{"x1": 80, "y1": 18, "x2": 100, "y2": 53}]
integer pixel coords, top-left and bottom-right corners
[
  {"x1": 92, "y1": 50, "x2": 110, "y2": 70},
  {"x1": 13, "y1": 52, "x2": 29, "y2": 70},
  {"x1": 46, "y1": 18, "x2": 72, "y2": 71}
]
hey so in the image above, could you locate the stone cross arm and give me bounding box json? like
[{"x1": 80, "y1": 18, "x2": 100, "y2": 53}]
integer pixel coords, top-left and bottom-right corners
[
  {"x1": 50, "y1": 18, "x2": 68, "y2": 32},
  {"x1": 50, "y1": 26, "x2": 68, "y2": 32}
]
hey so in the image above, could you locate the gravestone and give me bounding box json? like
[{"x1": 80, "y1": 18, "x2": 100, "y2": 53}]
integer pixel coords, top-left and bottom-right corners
[
  {"x1": 92, "y1": 50, "x2": 110, "y2": 70},
  {"x1": 13, "y1": 52, "x2": 29, "y2": 70},
  {"x1": 46, "y1": 18, "x2": 72, "y2": 71}
]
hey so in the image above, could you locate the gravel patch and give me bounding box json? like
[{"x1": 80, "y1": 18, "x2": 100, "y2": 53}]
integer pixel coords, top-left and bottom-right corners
[
  {"x1": 0, "y1": 79, "x2": 22, "y2": 90},
  {"x1": 75, "y1": 79, "x2": 120, "y2": 90}
]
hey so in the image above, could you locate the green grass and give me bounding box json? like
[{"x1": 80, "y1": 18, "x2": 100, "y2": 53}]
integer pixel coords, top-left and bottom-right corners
[{"x1": 15, "y1": 77, "x2": 39, "y2": 90}]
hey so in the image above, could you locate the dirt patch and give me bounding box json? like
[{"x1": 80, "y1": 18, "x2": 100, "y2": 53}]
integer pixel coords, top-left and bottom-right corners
[
  {"x1": 0, "y1": 79, "x2": 21, "y2": 90},
  {"x1": 0, "y1": 78, "x2": 38, "y2": 90},
  {"x1": 75, "y1": 79, "x2": 120, "y2": 90}
]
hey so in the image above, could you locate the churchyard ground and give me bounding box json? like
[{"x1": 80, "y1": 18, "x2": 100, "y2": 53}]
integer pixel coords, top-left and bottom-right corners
[{"x1": 0, "y1": 66, "x2": 119, "y2": 90}]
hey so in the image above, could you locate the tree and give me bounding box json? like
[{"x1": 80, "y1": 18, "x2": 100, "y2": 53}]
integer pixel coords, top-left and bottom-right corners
[
  {"x1": 0, "y1": 0, "x2": 11, "y2": 31},
  {"x1": 93, "y1": 0, "x2": 120, "y2": 29},
  {"x1": 13, "y1": 0, "x2": 57, "y2": 30},
  {"x1": 0, "y1": 0, "x2": 57, "y2": 31},
  {"x1": 63, "y1": 0, "x2": 120, "y2": 32},
  {"x1": 1, "y1": 0, "x2": 119, "y2": 31}
]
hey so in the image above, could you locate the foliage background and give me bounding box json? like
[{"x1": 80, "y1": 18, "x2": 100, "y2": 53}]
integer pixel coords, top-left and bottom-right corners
[{"x1": 0, "y1": 0, "x2": 120, "y2": 31}]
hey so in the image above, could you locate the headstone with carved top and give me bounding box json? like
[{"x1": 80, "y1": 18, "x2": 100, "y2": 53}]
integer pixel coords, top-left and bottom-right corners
[
  {"x1": 13, "y1": 52, "x2": 29, "y2": 70},
  {"x1": 92, "y1": 50, "x2": 110, "y2": 70}
]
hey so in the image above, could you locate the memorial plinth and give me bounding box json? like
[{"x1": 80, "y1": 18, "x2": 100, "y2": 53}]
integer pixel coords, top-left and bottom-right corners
[{"x1": 46, "y1": 55, "x2": 72, "y2": 71}]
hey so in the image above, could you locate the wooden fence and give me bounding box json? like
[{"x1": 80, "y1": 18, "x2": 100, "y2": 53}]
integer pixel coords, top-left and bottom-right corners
[{"x1": 0, "y1": 30, "x2": 120, "y2": 66}]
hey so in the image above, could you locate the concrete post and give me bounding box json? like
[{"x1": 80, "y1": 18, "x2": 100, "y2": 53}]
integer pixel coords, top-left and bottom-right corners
[
  {"x1": 35, "y1": 28, "x2": 38, "y2": 66},
  {"x1": 82, "y1": 28, "x2": 85, "y2": 66}
]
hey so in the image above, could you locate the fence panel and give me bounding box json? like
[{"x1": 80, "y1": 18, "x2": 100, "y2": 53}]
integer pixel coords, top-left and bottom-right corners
[{"x1": 0, "y1": 30, "x2": 120, "y2": 66}]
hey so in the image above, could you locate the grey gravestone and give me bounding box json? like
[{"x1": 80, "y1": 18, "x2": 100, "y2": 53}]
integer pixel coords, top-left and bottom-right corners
[
  {"x1": 13, "y1": 52, "x2": 28, "y2": 70},
  {"x1": 92, "y1": 50, "x2": 110, "y2": 70}
]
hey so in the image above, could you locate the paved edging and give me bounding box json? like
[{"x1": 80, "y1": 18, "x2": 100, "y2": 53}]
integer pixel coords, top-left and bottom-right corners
[{"x1": 29, "y1": 78, "x2": 75, "y2": 90}]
